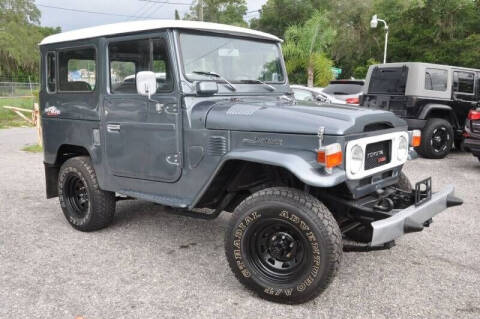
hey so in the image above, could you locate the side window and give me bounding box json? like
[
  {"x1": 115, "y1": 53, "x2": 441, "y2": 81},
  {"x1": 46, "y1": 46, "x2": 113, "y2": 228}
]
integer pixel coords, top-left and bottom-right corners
[
  {"x1": 153, "y1": 39, "x2": 173, "y2": 92},
  {"x1": 425, "y1": 68, "x2": 447, "y2": 91},
  {"x1": 109, "y1": 38, "x2": 173, "y2": 94},
  {"x1": 46, "y1": 52, "x2": 56, "y2": 93},
  {"x1": 453, "y1": 71, "x2": 474, "y2": 94},
  {"x1": 58, "y1": 47, "x2": 96, "y2": 92},
  {"x1": 109, "y1": 39, "x2": 150, "y2": 94}
]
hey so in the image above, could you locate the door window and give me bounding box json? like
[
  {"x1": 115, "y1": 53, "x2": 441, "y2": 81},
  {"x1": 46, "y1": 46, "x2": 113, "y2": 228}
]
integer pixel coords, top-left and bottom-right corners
[
  {"x1": 46, "y1": 52, "x2": 56, "y2": 93},
  {"x1": 58, "y1": 47, "x2": 96, "y2": 92},
  {"x1": 425, "y1": 68, "x2": 448, "y2": 91},
  {"x1": 453, "y1": 71, "x2": 475, "y2": 94},
  {"x1": 109, "y1": 38, "x2": 173, "y2": 94}
]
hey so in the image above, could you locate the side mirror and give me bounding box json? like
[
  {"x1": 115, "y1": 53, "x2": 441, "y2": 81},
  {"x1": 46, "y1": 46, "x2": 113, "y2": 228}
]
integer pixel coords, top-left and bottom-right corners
[
  {"x1": 136, "y1": 71, "x2": 156, "y2": 98},
  {"x1": 196, "y1": 81, "x2": 218, "y2": 96}
]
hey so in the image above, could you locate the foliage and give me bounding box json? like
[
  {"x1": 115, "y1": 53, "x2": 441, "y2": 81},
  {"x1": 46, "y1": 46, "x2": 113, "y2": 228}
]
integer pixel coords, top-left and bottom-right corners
[
  {"x1": 184, "y1": 0, "x2": 248, "y2": 27},
  {"x1": 250, "y1": 0, "x2": 319, "y2": 37},
  {"x1": 22, "y1": 143, "x2": 42, "y2": 153},
  {"x1": 353, "y1": 58, "x2": 379, "y2": 79},
  {"x1": 253, "y1": 0, "x2": 480, "y2": 79},
  {"x1": 282, "y1": 10, "x2": 335, "y2": 86},
  {"x1": 0, "y1": 0, "x2": 60, "y2": 82}
]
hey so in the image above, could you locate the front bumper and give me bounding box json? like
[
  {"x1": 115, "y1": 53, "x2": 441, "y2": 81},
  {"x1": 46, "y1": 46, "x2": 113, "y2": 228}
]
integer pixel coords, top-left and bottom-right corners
[{"x1": 370, "y1": 185, "x2": 462, "y2": 246}]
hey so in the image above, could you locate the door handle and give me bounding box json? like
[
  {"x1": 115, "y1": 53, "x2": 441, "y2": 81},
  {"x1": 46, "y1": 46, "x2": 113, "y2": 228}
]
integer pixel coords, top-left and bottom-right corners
[{"x1": 107, "y1": 124, "x2": 121, "y2": 132}]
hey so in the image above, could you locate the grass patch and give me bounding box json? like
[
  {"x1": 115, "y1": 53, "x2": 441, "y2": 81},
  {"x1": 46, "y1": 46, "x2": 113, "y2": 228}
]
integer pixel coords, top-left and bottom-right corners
[
  {"x1": 22, "y1": 144, "x2": 43, "y2": 153},
  {"x1": 0, "y1": 97, "x2": 35, "y2": 129}
]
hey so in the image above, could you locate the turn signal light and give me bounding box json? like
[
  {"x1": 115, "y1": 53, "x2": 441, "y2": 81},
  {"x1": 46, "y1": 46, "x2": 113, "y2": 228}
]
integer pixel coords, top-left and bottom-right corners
[
  {"x1": 411, "y1": 130, "x2": 421, "y2": 147},
  {"x1": 317, "y1": 143, "x2": 343, "y2": 168}
]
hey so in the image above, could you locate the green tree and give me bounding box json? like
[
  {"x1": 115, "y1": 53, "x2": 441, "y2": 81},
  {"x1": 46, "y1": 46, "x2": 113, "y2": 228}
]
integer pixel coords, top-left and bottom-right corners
[
  {"x1": 184, "y1": 0, "x2": 248, "y2": 27},
  {"x1": 0, "y1": 0, "x2": 60, "y2": 81},
  {"x1": 174, "y1": 9, "x2": 180, "y2": 20},
  {"x1": 250, "y1": 0, "x2": 318, "y2": 37},
  {"x1": 353, "y1": 58, "x2": 379, "y2": 79},
  {"x1": 282, "y1": 10, "x2": 335, "y2": 87}
]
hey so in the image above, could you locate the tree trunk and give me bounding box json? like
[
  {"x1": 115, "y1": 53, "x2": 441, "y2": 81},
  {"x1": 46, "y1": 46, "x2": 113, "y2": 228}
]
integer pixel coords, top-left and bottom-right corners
[{"x1": 307, "y1": 63, "x2": 314, "y2": 88}]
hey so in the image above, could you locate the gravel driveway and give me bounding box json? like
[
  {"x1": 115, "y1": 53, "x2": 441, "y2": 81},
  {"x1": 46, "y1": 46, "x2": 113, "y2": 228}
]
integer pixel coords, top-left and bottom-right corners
[{"x1": 1, "y1": 127, "x2": 479, "y2": 319}]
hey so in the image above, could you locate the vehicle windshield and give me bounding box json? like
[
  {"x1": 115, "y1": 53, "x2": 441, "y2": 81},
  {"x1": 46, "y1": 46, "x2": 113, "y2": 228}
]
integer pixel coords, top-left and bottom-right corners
[{"x1": 179, "y1": 33, "x2": 285, "y2": 84}]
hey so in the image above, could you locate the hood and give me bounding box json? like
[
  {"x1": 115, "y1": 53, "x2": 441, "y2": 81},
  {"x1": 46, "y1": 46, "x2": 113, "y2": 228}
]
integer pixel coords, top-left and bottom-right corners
[{"x1": 205, "y1": 99, "x2": 406, "y2": 135}]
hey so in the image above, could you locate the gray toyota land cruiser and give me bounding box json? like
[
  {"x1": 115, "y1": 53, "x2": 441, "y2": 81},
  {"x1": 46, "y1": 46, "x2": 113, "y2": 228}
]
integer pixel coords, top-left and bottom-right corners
[{"x1": 39, "y1": 20, "x2": 462, "y2": 304}]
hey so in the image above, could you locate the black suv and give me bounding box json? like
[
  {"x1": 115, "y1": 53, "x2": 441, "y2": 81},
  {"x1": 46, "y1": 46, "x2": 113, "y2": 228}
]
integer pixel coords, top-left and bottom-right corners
[{"x1": 361, "y1": 62, "x2": 479, "y2": 159}]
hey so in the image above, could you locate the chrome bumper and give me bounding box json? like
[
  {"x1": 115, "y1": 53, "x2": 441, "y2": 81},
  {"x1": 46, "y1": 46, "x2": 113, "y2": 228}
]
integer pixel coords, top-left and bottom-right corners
[{"x1": 370, "y1": 185, "x2": 462, "y2": 246}]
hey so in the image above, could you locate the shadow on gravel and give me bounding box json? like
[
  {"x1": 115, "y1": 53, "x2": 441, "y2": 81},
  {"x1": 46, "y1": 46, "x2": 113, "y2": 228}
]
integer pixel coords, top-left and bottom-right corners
[{"x1": 343, "y1": 244, "x2": 393, "y2": 253}]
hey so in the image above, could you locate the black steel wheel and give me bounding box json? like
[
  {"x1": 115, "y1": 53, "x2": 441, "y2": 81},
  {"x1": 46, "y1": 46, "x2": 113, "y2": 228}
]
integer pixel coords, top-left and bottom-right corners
[
  {"x1": 416, "y1": 118, "x2": 453, "y2": 159},
  {"x1": 58, "y1": 156, "x2": 115, "y2": 231},
  {"x1": 225, "y1": 187, "x2": 342, "y2": 304},
  {"x1": 246, "y1": 218, "x2": 310, "y2": 283},
  {"x1": 63, "y1": 174, "x2": 89, "y2": 218}
]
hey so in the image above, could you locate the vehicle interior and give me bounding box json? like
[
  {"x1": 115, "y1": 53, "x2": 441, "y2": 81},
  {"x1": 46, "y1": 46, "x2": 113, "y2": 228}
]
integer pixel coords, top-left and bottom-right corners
[{"x1": 109, "y1": 38, "x2": 173, "y2": 94}]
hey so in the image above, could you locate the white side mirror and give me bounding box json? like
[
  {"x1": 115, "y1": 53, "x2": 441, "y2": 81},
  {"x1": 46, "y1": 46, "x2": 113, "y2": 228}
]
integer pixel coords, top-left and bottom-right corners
[
  {"x1": 370, "y1": 15, "x2": 378, "y2": 28},
  {"x1": 136, "y1": 71, "x2": 156, "y2": 98}
]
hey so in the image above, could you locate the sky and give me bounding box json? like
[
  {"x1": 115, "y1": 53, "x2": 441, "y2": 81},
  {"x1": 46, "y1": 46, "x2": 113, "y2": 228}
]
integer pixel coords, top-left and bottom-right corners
[{"x1": 37, "y1": 0, "x2": 267, "y2": 31}]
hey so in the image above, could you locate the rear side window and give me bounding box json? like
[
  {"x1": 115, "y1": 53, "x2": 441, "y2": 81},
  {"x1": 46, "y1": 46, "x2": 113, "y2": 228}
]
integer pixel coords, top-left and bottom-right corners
[
  {"x1": 58, "y1": 47, "x2": 96, "y2": 92},
  {"x1": 46, "y1": 52, "x2": 56, "y2": 93},
  {"x1": 368, "y1": 67, "x2": 408, "y2": 95},
  {"x1": 425, "y1": 68, "x2": 448, "y2": 91},
  {"x1": 454, "y1": 71, "x2": 474, "y2": 94}
]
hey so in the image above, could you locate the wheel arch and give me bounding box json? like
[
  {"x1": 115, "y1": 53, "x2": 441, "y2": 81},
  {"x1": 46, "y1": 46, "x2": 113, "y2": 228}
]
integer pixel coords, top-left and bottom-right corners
[
  {"x1": 419, "y1": 104, "x2": 459, "y2": 128},
  {"x1": 44, "y1": 144, "x2": 93, "y2": 199},
  {"x1": 191, "y1": 150, "x2": 346, "y2": 210}
]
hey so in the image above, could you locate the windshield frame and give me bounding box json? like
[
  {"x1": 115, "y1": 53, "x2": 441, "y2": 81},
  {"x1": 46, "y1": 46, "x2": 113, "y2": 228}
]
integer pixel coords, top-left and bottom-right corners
[{"x1": 176, "y1": 30, "x2": 287, "y2": 86}]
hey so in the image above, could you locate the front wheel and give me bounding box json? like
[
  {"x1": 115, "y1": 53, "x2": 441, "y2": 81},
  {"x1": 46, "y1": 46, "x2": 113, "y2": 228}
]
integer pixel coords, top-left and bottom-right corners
[
  {"x1": 416, "y1": 118, "x2": 454, "y2": 159},
  {"x1": 224, "y1": 187, "x2": 342, "y2": 304}
]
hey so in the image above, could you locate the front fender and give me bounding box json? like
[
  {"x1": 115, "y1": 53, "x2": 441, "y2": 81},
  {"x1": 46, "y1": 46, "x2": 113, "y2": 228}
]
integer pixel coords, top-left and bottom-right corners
[{"x1": 223, "y1": 149, "x2": 346, "y2": 188}]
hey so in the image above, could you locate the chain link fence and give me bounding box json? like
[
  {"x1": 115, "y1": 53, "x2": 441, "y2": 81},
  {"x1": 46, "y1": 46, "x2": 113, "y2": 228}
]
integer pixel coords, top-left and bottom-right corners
[{"x1": 0, "y1": 82, "x2": 39, "y2": 97}]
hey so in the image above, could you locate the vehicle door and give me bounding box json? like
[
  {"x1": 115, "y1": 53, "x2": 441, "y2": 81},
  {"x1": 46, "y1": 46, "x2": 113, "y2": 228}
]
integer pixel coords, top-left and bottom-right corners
[
  {"x1": 103, "y1": 32, "x2": 182, "y2": 182},
  {"x1": 452, "y1": 70, "x2": 477, "y2": 128}
]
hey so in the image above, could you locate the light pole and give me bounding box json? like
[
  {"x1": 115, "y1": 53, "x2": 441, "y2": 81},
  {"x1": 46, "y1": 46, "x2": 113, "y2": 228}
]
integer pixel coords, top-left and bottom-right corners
[{"x1": 370, "y1": 15, "x2": 389, "y2": 64}]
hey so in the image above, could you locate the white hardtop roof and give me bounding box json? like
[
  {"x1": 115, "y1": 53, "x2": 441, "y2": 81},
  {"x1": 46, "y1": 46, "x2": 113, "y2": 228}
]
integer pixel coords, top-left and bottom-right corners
[
  {"x1": 372, "y1": 62, "x2": 480, "y2": 72},
  {"x1": 40, "y1": 20, "x2": 282, "y2": 45}
]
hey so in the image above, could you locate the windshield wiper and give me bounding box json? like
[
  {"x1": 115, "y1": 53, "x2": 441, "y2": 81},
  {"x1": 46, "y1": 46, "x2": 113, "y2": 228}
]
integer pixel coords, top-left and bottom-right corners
[
  {"x1": 192, "y1": 71, "x2": 236, "y2": 91},
  {"x1": 239, "y1": 79, "x2": 276, "y2": 91}
]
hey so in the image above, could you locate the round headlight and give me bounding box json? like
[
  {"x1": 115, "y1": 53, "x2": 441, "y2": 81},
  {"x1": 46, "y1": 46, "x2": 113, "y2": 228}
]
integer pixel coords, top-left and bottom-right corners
[
  {"x1": 350, "y1": 145, "x2": 364, "y2": 175},
  {"x1": 397, "y1": 136, "x2": 408, "y2": 162}
]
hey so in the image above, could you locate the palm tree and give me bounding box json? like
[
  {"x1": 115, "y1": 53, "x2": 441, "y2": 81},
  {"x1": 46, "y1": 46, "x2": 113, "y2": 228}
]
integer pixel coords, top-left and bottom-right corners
[{"x1": 282, "y1": 10, "x2": 336, "y2": 87}]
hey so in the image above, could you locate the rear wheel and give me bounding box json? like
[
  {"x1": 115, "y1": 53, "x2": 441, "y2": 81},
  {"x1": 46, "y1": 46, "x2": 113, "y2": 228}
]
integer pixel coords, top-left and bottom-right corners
[
  {"x1": 345, "y1": 172, "x2": 412, "y2": 243},
  {"x1": 225, "y1": 187, "x2": 342, "y2": 304},
  {"x1": 58, "y1": 156, "x2": 116, "y2": 231},
  {"x1": 416, "y1": 118, "x2": 453, "y2": 159}
]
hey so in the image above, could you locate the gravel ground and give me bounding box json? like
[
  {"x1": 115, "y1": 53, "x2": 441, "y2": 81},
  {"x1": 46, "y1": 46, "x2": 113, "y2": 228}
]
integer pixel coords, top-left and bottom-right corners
[{"x1": 1, "y1": 127, "x2": 479, "y2": 319}]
